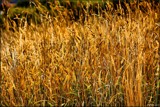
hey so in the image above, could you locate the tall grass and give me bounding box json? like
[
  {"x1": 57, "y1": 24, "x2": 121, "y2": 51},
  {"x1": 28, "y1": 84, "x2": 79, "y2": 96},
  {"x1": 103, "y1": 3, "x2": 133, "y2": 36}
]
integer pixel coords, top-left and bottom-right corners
[{"x1": 1, "y1": 1, "x2": 160, "y2": 106}]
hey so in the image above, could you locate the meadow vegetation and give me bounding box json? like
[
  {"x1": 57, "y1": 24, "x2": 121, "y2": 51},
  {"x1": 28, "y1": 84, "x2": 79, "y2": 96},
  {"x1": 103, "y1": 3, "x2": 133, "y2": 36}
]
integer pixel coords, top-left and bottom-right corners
[{"x1": 1, "y1": 0, "x2": 160, "y2": 106}]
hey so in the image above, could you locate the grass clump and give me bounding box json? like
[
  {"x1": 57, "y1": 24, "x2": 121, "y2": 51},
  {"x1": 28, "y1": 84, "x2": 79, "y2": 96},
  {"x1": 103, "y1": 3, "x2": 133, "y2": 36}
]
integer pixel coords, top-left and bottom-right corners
[{"x1": 1, "y1": 0, "x2": 160, "y2": 106}]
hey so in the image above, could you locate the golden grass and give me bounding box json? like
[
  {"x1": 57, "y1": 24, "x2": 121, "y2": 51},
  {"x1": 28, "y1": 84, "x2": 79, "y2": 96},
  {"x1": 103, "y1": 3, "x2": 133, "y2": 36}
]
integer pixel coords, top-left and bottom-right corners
[{"x1": 1, "y1": 1, "x2": 160, "y2": 106}]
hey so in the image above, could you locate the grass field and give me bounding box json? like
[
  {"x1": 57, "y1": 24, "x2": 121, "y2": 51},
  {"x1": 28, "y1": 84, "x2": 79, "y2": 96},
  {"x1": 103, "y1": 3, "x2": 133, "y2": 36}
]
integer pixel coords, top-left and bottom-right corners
[{"x1": 1, "y1": 0, "x2": 160, "y2": 106}]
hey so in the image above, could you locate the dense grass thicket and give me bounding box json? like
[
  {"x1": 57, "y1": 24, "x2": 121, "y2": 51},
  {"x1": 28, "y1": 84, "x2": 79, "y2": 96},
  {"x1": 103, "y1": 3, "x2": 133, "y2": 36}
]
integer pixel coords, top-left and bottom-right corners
[{"x1": 1, "y1": 0, "x2": 160, "y2": 106}]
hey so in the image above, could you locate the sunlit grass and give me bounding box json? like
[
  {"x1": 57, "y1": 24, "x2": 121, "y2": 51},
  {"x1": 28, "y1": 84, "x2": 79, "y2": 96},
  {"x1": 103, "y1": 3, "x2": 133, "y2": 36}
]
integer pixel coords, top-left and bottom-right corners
[{"x1": 1, "y1": 1, "x2": 160, "y2": 106}]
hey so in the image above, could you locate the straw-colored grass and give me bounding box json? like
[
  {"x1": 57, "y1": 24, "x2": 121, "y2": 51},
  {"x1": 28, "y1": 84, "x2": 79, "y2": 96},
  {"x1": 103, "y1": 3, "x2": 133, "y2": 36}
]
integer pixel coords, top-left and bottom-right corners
[{"x1": 1, "y1": 1, "x2": 160, "y2": 106}]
